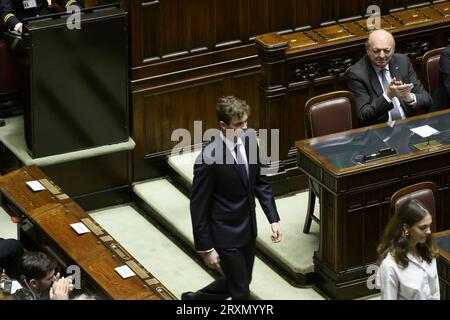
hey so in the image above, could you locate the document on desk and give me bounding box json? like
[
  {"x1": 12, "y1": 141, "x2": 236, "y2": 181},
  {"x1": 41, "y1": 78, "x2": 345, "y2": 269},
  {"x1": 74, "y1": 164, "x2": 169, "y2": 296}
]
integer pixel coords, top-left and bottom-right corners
[
  {"x1": 115, "y1": 265, "x2": 136, "y2": 279},
  {"x1": 70, "y1": 222, "x2": 91, "y2": 235},
  {"x1": 410, "y1": 125, "x2": 439, "y2": 138},
  {"x1": 26, "y1": 180, "x2": 46, "y2": 192}
]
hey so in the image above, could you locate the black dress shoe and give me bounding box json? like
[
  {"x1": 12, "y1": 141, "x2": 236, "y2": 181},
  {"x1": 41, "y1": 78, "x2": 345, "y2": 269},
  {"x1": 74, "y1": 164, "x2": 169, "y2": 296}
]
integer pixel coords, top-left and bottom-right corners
[{"x1": 181, "y1": 291, "x2": 196, "y2": 300}]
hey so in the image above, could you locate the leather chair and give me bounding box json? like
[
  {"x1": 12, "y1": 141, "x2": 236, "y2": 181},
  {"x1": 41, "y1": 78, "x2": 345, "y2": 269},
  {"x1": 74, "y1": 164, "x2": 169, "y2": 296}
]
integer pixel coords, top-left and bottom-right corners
[
  {"x1": 302, "y1": 90, "x2": 358, "y2": 233},
  {"x1": 390, "y1": 182, "x2": 438, "y2": 233},
  {"x1": 422, "y1": 47, "x2": 445, "y2": 95}
]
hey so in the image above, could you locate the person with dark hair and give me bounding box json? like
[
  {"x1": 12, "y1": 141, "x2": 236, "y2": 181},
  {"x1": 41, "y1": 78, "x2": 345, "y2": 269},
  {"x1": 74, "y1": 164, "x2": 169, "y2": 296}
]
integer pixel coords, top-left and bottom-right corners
[
  {"x1": 347, "y1": 29, "x2": 432, "y2": 126},
  {"x1": 430, "y1": 44, "x2": 450, "y2": 112},
  {"x1": 0, "y1": 238, "x2": 23, "y2": 276},
  {"x1": 0, "y1": 0, "x2": 80, "y2": 34},
  {"x1": 182, "y1": 96, "x2": 282, "y2": 300},
  {"x1": 14, "y1": 251, "x2": 72, "y2": 300},
  {"x1": 376, "y1": 199, "x2": 440, "y2": 300}
]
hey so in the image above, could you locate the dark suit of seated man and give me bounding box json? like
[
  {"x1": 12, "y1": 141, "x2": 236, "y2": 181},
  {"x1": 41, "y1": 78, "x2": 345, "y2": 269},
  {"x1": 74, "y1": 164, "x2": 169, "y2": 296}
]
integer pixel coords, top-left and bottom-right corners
[
  {"x1": 182, "y1": 96, "x2": 282, "y2": 300},
  {"x1": 347, "y1": 29, "x2": 432, "y2": 127},
  {"x1": 430, "y1": 45, "x2": 450, "y2": 112},
  {"x1": 0, "y1": 0, "x2": 80, "y2": 34}
]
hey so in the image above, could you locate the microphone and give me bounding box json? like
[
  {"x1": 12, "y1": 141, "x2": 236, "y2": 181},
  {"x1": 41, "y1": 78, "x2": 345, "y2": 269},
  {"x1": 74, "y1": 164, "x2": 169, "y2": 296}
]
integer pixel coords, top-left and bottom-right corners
[{"x1": 19, "y1": 275, "x2": 37, "y2": 300}]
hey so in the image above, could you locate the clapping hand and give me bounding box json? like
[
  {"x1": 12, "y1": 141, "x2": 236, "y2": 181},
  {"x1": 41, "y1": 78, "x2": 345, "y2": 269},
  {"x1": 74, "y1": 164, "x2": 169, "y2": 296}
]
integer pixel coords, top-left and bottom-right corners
[{"x1": 49, "y1": 276, "x2": 73, "y2": 300}]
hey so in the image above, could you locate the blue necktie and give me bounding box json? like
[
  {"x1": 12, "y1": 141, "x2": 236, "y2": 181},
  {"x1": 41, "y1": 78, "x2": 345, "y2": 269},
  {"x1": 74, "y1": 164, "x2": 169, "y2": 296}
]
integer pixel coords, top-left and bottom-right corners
[
  {"x1": 234, "y1": 144, "x2": 248, "y2": 185},
  {"x1": 380, "y1": 69, "x2": 402, "y2": 121}
]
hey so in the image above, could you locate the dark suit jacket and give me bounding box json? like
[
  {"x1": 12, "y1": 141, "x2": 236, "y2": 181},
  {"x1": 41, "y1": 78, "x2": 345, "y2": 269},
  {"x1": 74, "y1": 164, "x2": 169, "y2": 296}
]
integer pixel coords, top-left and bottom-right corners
[
  {"x1": 190, "y1": 129, "x2": 280, "y2": 251},
  {"x1": 430, "y1": 45, "x2": 450, "y2": 112},
  {"x1": 347, "y1": 53, "x2": 432, "y2": 126},
  {"x1": 0, "y1": 0, "x2": 79, "y2": 31}
]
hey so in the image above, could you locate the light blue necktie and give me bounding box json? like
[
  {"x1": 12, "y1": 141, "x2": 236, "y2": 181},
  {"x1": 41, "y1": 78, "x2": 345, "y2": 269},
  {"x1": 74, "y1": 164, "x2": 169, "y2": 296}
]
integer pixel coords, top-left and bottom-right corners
[{"x1": 380, "y1": 69, "x2": 402, "y2": 121}]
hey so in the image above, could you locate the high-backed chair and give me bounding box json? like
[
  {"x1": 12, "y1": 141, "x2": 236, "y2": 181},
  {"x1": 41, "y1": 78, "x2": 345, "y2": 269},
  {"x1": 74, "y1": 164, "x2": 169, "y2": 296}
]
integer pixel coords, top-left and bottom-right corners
[
  {"x1": 390, "y1": 182, "x2": 438, "y2": 233},
  {"x1": 422, "y1": 47, "x2": 445, "y2": 96},
  {"x1": 303, "y1": 90, "x2": 357, "y2": 233}
]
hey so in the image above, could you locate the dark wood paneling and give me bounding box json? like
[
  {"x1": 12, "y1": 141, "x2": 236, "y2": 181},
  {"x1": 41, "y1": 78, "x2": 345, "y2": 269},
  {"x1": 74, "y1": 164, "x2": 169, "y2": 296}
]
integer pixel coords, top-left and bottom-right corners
[
  {"x1": 390, "y1": 0, "x2": 407, "y2": 11},
  {"x1": 267, "y1": 0, "x2": 296, "y2": 33},
  {"x1": 160, "y1": 0, "x2": 188, "y2": 57},
  {"x1": 141, "y1": 81, "x2": 224, "y2": 155},
  {"x1": 320, "y1": 0, "x2": 337, "y2": 25},
  {"x1": 407, "y1": 0, "x2": 431, "y2": 7},
  {"x1": 214, "y1": 0, "x2": 242, "y2": 48},
  {"x1": 295, "y1": 0, "x2": 319, "y2": 30},
  {"x1": 234, "y1": 72, "x2": 262, "y2": 129},
  {"x1": 142, "y1": 2, "x2": 161, "y2": 61},
  {"x1": 190, "y1": 0, "x2": 211, "y2": 51},
  {"x1": 134, "y1": 70, "x2": 262, "y2": 159},
  {"x1": 338, "y1": 0, "x2": 364, "y2": 22},
  {"x1": 248, "y1": 0, "x2": 268, "y2": 38}
]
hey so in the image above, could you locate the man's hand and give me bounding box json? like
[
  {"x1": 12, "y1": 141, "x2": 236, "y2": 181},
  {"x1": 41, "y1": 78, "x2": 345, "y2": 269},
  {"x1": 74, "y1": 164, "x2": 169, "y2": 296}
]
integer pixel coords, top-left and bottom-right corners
[
  {"x1": 386, "y1": 78, "x2": 414, "y2": 101},
  {"x1": 49, "y1": 276, "x2": 72, "y2": 300},
  {"x1": 270, "y1": 222, "x2": 281, "y2": 243},
  {"x1": 200, "y1": 250, "x2": 220, "y2": 270}
]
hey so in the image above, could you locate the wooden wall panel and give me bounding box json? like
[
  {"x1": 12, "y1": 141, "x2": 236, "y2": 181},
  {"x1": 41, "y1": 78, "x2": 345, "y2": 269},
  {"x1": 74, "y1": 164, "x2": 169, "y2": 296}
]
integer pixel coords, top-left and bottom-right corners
[
  {"x1": 407, "y1": 0, "x2": 432, "y2": 7},
  {"x1": 214, "y1": 0, "x2": 242, "y2": 48},
  {"x1": 233, "y1": 73, "x2": 262, "y2": 129},
  {"x1": 142, "y1": 2, "x2": 161, "y2": 62},
  {"x1": 142, "y1": 81, "x2": 223, "y2": 155},
  {"x1": 390, "y1": 0, "x2": 407, "y2": 12},
  {"x1": 295, "y1": 0, "x2": 319, "y2": 30},
  {"x1": 338, "y1": 0, "x2": 364, "y2": 22},
  {"x1": 248, "y1": 0, "x2": 268, "y2": 38},
  {"x1": 190, "y1": 0, "x2": 212, "y2": 51},
  {"x1": 160, "y1": 0, "x2": 188, "y2": 57},
  {"x1": 133, "y1": 70, "x2": 262, "y2": 158},
  {"x1": 319, "y1": 0, "x2": 337, "y2": 25},
  {"x1": 267, "y1": 0, "x2": 296, "y2": 33}
]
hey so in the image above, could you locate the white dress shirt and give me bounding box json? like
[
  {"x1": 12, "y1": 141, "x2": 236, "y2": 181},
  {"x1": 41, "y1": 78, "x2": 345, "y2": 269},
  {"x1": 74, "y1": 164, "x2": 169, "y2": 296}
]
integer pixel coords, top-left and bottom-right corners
[{"x1": 376, "y1": 252, "x2": 440, "y2": 300}]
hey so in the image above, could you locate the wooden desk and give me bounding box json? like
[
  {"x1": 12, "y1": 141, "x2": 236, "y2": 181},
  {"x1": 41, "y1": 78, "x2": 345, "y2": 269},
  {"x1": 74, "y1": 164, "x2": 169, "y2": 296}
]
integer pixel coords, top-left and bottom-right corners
[
  {"x1": 296, "y1": 109, "x2": 450, "y2": 299},
  {"x1": 0, "y1": 166, "x2": 175, "y2": 300},
  {"x1": 433, "y1": 230, "x2": 450, "y2": 300}
]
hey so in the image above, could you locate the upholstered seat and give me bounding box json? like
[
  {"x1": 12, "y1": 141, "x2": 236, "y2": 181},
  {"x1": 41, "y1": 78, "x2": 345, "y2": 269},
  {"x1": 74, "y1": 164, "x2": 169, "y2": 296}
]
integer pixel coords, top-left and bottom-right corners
[
  {"x1": 422, "y1": 47, "x2": 445, "y2": 96},
  {"x1": 303, "y1": 91, "x2": 357, "y2": 233},
  {"x1": 390, "y1": 182, "x2": 438, "y2": 232}
]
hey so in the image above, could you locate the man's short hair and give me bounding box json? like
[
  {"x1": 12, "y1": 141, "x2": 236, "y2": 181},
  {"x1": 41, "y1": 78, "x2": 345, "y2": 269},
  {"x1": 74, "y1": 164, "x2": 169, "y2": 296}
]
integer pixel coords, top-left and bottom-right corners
[
  {"x1": 18, "y1": 252, "x2": 58, "y2": 281},
  {"x1": 216, "y1": 96, "x2": 250, "y2": 125}
]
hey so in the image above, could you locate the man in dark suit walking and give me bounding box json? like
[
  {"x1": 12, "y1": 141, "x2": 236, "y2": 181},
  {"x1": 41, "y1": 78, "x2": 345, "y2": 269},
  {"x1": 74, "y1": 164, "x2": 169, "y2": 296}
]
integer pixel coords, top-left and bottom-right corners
[
  {"x1": 347, "y1": 29, "x2": 432, "y2": 126},
  {"x1": 430, "y1": 44, "x2": 450, "y2": 112},
  {"x1": 182, "y1": 96, "x2": 281, "y2": 300}
]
